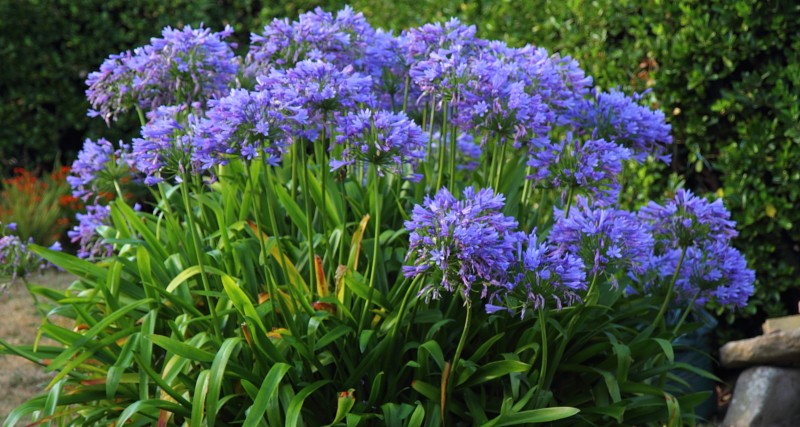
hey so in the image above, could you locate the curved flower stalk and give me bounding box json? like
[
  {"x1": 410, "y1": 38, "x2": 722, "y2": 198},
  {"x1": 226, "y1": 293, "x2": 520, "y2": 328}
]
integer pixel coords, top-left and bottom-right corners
[
  {"x1": 331, "y1": 109, "x2": 426, "y2": 181},
  {"x1": 86, "y1": 24, "x2": 239, "y2": 123},
  {"x1": 403, "y1": 186, "x2": 523, "y2": 302}
]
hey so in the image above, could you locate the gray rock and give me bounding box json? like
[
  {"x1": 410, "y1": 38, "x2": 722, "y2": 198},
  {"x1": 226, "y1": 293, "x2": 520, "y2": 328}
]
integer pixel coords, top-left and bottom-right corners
[
  {"x1": 720, "y1": 329, "x2": 800, "y2": 368},
  {"x1": 722, "y1": 366, "x2": 800, "y2": 427}
]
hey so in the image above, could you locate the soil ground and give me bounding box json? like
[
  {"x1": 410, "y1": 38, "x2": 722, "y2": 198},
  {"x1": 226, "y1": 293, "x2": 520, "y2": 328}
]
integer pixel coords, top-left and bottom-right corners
[{"x1": 0, "y1": 271, "x2": 74, "y2": 423}]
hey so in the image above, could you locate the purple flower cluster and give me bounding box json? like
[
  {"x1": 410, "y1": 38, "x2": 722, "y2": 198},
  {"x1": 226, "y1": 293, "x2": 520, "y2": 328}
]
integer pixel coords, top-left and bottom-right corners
[
  {"x1": 86, "y1": 25, "x2": 238, "y2": 123},
  {"x1": 638, "y1": 189, "x2": 738, "y2": 249},
  {"x1": 550, "y1": 196, "x2": 653, "y2": 278},
  {"x1": 403, "y1": 187, "x2": 523, "y2": 301},
  {"x1": 1, "y1": 222, "x2": 63, "y2": 284},
  {"x1": 68, "y1": 138, "x2": 133, "y2": 201},
  {"x1": 257, "y1": 61, "x2": 374, "y2": 139},
  {"x1": 67, "y1": 203, "x2": 113, "y2": 260},
  {"x1": 332, "y1": 109, "x2": 426, "y2": 180},
  {"x1": 636, "y1": 190, "x2": 754, "y2": 309},
  {"x1": 132, "y1": 105, "x2": 196, "y2": 185},
  {"x1": 653, "y1": 242, "x2": 754, "y2": 308},
  {"x1": 247, "y1": 6, "x2": 374, "y2": 74},
  {"x1": 569, "y1": 89, "x2": 672, "y2": 163},
  {"x1": 527, "y1": 133, "x2": 632, "y2": 204},
  {"x1": 494, "y1": 230, "x2": 586, "y2": 314},
  {"x1": 192, "y1": 88, "x2": 307, "y2": 169}
]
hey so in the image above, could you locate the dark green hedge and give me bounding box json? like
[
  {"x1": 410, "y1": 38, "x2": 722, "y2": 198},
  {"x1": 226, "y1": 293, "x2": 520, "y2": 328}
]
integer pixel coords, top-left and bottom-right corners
[{"x1": 0, "y1": 0, "x2": 345, "y2": 171}]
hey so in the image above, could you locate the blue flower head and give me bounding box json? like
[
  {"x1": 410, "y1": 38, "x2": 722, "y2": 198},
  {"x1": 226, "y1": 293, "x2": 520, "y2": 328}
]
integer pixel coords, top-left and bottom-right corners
[{"x1": 403, "y1": 187, "x2": 524, "y2": 302}]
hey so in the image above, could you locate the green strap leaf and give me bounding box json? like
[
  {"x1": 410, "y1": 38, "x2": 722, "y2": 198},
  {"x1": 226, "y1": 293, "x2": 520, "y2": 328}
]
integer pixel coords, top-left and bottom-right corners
[{"x1": 242, "y1": 362, "x2": 292, "y2": 427}]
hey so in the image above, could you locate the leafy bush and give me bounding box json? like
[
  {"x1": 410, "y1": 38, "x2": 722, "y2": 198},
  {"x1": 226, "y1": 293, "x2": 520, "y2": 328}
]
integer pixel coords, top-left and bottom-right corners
[
  {"x1": 0, "y1": 166, "x2": 76, "y2": 247},
  {"x1": 1, "y1": 7, "x2": 755, "y2": 426}
]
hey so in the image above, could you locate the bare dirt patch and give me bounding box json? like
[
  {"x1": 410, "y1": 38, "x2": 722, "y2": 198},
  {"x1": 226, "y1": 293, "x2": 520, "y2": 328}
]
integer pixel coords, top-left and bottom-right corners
[{"x1": 1, "y1": 272, "x2": 74, "y2": 423}]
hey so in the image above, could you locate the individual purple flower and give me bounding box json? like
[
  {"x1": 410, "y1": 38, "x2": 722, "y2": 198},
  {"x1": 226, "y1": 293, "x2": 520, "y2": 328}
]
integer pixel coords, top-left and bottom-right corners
[
  {"x1": 86, "y1": 24, "x2": 239, "y2": 123},
  {"x1": 67, "y1": 203, "x2": 113, "y2": 260},
  {"x1": 493, "y1": 230, "x2": 586, "y2": 315},
  {"x1": 6, "y1": 223, "x2": 17, "y2": 232},
  {"x1": 527, "y1": 133, "x2": 631, "y2": 204},
  {"x1": 256, "y1": 60, "x2": 374, "y2": 140},
  {"x1": 191, "y1": 88, "x2": 308, "y2": 169},
  {"x1": 569, "y1": 88, "x2": 672, "y2": 163},
  {"x1": 550, "y1": 196, "x2": 654, "y2": 278},
  {"x1": 638, "y1": 189, "x2": 737, "y2": 249},
  {"x1": 403, "y1": 187, "x2": 524, "y2": 302},
  {"x1": 650, "y1": 242, "x2": 754, "y2": 309},
  {"x1": 332, "y1": 109, "x2": 426, "y2": 181},
  {"x1": 68, "y1": 138, "x2": 134, "y2": 201}
]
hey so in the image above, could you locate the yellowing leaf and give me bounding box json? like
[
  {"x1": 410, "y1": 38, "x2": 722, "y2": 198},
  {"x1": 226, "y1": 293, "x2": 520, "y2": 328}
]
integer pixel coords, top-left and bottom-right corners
[{"x1": 766, "y1": 203, "x2": 777, "y2": 218}]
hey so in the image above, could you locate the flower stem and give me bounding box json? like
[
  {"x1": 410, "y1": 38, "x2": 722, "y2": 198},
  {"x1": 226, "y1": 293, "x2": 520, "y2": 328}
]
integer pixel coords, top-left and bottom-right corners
[
  {"x1": 436, "y1": 102, "x2": 449, "y2": 191},
  {"x1": 536, "y1": 308, "x2": 548, "y2": 392},
  {"x1": 450, "y1": 297, "x2": 472, "y2": 386},
  {"x1": 180, "y1": 177, "x2": 220, "y2": 339},
  {"x1": 655, "y1": 247, "x2": 688, "y2": 332},
  {"x1": 359, "y1": 166, "x2": 381, "y2": 334}
]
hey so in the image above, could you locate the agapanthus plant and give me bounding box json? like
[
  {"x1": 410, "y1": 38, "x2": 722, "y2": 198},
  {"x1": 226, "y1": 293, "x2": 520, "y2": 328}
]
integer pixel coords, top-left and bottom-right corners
[{"x1": 5, "y1": 7, "x2": 756, "y2": 427}]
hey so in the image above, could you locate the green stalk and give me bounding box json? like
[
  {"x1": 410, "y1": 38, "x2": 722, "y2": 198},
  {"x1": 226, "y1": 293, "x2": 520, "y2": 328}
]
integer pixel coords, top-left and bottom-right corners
[
  {"x1": 359, "y1": 166, "x2": 381, "y2": 334},
  {"x1": 494, "y1": 141, "x2": 508, "y2": 191},
  {"x1": 671, "y1": 290, "x2": 702, "y2": 336},
  {"x1": 564, "y1": 186, "x2": 576, "y2": 218},
  {"x1": 266, "y1": 166, "x2": 314, "y2": 317},
  {"x1": 436, "y1": 102, "x2": 449, "y2": 191},
  {"x1": 536, "y1": 308, "x2": 548, "y2": 392},
  {"x1": 246, "y1": 163, "x2": 281, "y2": 325},
  {"x1": 654, "y1": 246, "x2": 688, "y2": 332},
  {"x1": 179, "y1": 178, "x2": 220, "y2": 340},
  {"x1": 402, "y1": 74, "x2": 411, "y2": 113},
  {"x1": 298, "y1": 143, "x2": 317, "y2": 294},
  {"x1": 448, "y1": 110, "x2": 458, "y2": 190},
  {"x1": 135, "y1": 106, "x2": 147, "y2": 127},
  {"x1": 389, "y1": 276, "x2": 422, "y2": 339}
]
